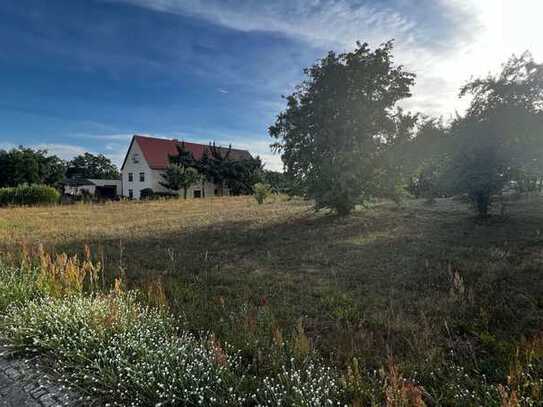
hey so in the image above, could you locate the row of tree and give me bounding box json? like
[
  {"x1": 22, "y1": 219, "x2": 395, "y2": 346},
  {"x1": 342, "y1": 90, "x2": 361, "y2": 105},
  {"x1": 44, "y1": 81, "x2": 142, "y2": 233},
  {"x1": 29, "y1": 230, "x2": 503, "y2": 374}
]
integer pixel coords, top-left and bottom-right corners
[
  {"x1": 160, "y1": 142, "x2": 263, "y2": 198},
  {"x1": 0, "y1": 149, "x2": 120, "y2": 188},
  {"x1": 270, "y1": 41, "x2": 543, "y2": 217},
  {"x1": 0, "y1": 143, "x2": 285, "y2": 199}
]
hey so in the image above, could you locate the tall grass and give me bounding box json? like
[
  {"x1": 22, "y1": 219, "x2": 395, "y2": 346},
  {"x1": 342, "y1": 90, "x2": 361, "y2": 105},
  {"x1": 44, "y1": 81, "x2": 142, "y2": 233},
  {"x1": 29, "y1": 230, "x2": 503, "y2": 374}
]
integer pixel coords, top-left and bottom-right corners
[
  {"x1": 1, "y1": 248, "x2": 542, "y2": 406},
  {"x1": 2, "y1": 195, "x2": 543, "y2": 406},
  {"x1": 0, "y1": 249, "x2": 347, "y2": 405}
]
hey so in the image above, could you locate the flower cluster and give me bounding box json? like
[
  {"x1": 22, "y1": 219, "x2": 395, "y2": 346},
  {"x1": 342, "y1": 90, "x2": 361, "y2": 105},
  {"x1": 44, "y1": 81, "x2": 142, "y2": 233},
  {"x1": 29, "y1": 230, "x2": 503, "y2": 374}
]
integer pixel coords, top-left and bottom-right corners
[
  {"x1": 2, "y1": 293, "x2": 245, "y2": 406},
  {"x1": 255, "y1": 358, "x2": 342, "y2": 406}
]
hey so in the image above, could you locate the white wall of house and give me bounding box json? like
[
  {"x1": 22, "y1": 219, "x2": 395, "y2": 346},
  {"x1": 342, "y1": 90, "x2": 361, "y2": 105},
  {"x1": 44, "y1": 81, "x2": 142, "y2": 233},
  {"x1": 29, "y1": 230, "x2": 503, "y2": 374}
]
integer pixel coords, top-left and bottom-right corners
[
  {"x1": 122, "y1": 141, "x2": 153, "y2": 200},
  {"x1": 122, "y1": 139, "x2": 228, "y2": 200}
]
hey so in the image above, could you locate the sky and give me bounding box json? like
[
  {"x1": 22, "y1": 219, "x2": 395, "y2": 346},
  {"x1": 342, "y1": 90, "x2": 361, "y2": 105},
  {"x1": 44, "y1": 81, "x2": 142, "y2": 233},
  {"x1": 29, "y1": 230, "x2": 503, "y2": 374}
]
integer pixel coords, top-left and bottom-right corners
[{"x1": 0, "y1": 0, "x2": 542, "y2": 171}]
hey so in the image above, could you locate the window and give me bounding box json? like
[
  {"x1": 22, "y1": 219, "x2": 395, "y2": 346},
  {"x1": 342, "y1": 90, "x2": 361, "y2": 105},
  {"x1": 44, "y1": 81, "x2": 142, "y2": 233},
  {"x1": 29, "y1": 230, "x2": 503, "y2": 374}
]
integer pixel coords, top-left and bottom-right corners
[
  {"x1": 193, "y1": 190, "x2": 202, "y2": 198},
  {"x1": 128, "y1": 189, "x2": 133, "y2": 199},
  {"x1": 128, "y1": 172, "x2": 133, "y2": 182},
  {"x1": 139, "y1": 172, "x2": 145, "y2": 182},
  {"x1": 132, "y1": 153, "x2": 140, "y2": 163}
]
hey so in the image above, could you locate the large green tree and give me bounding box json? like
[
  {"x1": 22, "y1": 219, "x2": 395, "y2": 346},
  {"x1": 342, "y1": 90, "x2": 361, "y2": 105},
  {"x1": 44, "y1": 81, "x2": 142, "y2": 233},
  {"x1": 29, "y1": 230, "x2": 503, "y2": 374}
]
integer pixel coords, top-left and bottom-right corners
[
  {"x1": 66, "y1": 153, "x2": 119, "y2": 179},
  {"x1": 198, "y1": 143, "x2": 263, "y2": 196},
  {"x1": 0, "y1": 147, "x2": 65, "y2": 187},
  {"x1": 445, "y1": 52, "x2": 543, "y2": 217},
  {"x1": 198, "y1": 143, "x2": 232, "y2": 196},
  {"x1": 160, "y1": 143, "x2": 201, "y2": 199},
  {"x1": 269, "y1": 41, "x2": 415, "y2": 215},
  {"x1": 224, "y1": 156, "x2": 263, "y2": 195}
]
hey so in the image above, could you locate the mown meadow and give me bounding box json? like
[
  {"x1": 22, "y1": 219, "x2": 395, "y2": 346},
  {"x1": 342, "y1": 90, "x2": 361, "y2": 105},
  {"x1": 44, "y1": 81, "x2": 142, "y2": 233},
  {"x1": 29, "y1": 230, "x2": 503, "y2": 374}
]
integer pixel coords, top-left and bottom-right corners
[{"x1": 1, "y1": 195, "x2": 543, "y2": 405}]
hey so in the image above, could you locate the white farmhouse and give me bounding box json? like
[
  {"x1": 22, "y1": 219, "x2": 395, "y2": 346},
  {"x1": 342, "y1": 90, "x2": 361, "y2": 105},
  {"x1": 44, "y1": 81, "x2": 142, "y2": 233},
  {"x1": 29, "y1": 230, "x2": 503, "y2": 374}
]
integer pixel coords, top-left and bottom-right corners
[{"x1": 120, "y1": 135, "x2": 252, "y2": 200}]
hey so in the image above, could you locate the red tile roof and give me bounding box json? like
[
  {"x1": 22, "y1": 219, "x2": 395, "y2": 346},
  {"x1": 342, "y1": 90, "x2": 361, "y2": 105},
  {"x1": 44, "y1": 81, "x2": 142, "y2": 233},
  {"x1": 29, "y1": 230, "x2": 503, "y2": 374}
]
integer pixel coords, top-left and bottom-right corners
[{"x1": 122, "y1": 135, "x2": 253, "y2": 171}]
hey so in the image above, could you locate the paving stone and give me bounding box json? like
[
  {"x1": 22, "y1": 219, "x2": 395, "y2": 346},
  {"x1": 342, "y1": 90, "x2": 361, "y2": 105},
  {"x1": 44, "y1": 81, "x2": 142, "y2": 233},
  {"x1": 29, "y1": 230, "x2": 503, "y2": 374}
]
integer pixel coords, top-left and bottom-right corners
[{"x1": 0, "y1": 346, "x2": 84, "y2": 407}]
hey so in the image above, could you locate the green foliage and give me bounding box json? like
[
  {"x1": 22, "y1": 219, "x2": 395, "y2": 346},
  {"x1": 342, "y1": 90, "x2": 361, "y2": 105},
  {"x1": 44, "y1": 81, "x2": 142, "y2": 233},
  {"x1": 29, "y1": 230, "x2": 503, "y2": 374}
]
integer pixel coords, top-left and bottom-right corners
[
  {"x1": 403, "y1": 118, "x2": 452, "y2": 200},
  {"x1": 254, "y1": 182, "x2": 272, "y2": 204},
  {"x1": 139, "y1": 187, "x2": 155, "y2": 200},
  {"x1": 445, "y1": 118, "x2": 511, "y2": 217},
  {"x1": 270, "y1": 41, "x2": 415, "y2": 215},
  {"x1": 198, "y1": 143, "x2": 263, "y2": 195},
  {"x1": 262, "y1": 170, "x2": 290, "y2": 194},
  {"x1": 0, "y1": 184, "x2": 60, "y2": 207},
  {"x1": 0, "y1": 146, "x2": 65, "y2": 187},
  {"x1": 165, "y1": 141, "x2": 263, "y2": 196},
  {"x1": 160, "y1": 164, "x2": 201, "y2": 199},
  {"x1": 444, "y1": 53, "x2": 543, "y2": 217},
  {"x1": 0, "y1": 262, "x2": 41, "y2": 314},
  {"x1": 225, "y1": 156, "x2": 263, "y2": 195},
  {"x1": 66, "y1": 152, "x2": 119, "y2": 179}
]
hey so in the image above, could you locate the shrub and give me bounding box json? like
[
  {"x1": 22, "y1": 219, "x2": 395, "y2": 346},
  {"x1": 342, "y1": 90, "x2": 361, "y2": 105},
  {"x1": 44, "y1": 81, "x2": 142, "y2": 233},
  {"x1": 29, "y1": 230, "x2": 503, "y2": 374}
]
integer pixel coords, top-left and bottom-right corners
[
  {"x1": 140, "y1": 188, "x2": 154, "y2": 200},
  {"x1": 254, "y1": 183, "x2": 272, "y2": 205},
  {"x1": 0, "y1": 184, "x2": 60, "y2": 207}
]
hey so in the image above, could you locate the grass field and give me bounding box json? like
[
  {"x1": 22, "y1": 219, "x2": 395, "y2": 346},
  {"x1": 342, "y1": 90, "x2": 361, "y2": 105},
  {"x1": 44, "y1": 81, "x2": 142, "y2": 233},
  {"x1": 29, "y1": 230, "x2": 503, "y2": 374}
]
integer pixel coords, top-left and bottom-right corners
[{"x1": 1, "y1": 195, "x2": 543, "y2": 404}]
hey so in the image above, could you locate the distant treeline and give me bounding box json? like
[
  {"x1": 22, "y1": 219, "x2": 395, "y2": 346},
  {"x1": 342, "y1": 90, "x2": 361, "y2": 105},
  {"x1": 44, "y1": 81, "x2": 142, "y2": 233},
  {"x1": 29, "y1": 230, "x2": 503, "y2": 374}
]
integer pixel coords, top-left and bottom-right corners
[{"x1": 0, "y1": 149, "x2": 120, "y2": 188}]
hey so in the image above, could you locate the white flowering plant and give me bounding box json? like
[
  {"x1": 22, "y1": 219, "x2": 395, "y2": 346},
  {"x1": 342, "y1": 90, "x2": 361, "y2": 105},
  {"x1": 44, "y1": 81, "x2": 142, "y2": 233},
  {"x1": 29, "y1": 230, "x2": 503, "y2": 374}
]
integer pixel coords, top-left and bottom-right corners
[{"x1": 1, "y1": 293, "x2": 247, "y2": 406}]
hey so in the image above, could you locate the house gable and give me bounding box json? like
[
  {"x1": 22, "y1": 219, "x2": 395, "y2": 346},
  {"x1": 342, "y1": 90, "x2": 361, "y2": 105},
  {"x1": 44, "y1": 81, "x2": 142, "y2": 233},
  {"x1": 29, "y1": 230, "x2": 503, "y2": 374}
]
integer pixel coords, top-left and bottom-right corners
[
  {"x1": 123, "y1": 135, "x2": 252, "y2": 171},
  {"x1": 120, "y1": 134, "x2": 253, "y2": 200}
]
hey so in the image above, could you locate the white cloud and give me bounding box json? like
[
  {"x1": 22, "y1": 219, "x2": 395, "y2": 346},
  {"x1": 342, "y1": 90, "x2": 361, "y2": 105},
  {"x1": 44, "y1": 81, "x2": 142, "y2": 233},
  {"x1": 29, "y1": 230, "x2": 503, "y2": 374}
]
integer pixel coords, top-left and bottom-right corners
[
  {"x1": 113, "y1": 0, "x2": 543, "y2": 118},
  {"x1": 80, "y1": 133, "x2": 134, "y2": 141},
  {"x1": 0, "y1": 142, "x2": 16, "y2": 150},
  {"x1": 34, "y1": 143, "x2": 87, "y2": 160}
]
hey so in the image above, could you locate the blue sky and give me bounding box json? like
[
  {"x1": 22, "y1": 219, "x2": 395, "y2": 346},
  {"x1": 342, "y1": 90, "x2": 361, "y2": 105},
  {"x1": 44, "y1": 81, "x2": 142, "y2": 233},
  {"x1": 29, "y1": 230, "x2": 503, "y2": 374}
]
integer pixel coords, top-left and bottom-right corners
[{"x1": 0, "y1": 0, "x2": 541, "y2": 170}]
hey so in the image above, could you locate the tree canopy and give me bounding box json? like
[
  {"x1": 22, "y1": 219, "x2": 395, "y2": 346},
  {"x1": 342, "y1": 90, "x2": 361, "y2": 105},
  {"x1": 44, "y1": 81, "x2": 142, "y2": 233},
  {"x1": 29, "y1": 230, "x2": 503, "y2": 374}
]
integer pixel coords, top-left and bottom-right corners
[
  {"x1": 269, "y1": 41, "x2": 415, "y2": 215},
  {"x1": 66, "y1": 153, "x2": 119, "y2": 179},
  {"x1": 0, "y1": 147, "x2": 65, "y2": 188},
  {"x1": 269, "y1": 41, "x2": 543, "y2": 218},
  {"x1": 160, "y1": 164, "x2": 201, "y2": 199},
  {"x1": 443, "y1": 53, "x2": 543, "y2": 216}
]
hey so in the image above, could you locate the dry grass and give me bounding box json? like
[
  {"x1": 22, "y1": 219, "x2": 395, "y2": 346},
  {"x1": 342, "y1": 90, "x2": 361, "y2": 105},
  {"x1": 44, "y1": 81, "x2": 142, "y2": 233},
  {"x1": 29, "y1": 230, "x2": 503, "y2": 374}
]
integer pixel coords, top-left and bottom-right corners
[{"x1": 1, "y1": 194, "x2": 543, "y2": 383}]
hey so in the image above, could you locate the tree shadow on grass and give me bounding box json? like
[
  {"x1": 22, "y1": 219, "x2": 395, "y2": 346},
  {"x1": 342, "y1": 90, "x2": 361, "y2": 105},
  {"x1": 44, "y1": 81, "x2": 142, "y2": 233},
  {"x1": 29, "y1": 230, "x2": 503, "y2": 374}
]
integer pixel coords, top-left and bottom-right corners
[{"x1": 12, "y1": 198, "x2": 543, "y2": 366}]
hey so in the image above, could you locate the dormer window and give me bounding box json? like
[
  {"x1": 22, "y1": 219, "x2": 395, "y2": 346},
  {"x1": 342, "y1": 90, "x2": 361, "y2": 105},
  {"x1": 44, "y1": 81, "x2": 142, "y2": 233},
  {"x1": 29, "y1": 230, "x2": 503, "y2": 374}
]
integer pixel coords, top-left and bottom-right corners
[{"x1": 132, "y1": 153, "x2": 140, "y2": 164}]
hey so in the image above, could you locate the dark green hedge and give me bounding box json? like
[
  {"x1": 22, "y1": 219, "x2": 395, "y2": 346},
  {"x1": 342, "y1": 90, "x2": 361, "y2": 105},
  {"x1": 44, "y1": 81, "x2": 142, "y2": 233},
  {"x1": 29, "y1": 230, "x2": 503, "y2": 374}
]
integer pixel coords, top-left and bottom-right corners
[{"x1": 0, "y1": 184, "x2": 60, "y2": 207}]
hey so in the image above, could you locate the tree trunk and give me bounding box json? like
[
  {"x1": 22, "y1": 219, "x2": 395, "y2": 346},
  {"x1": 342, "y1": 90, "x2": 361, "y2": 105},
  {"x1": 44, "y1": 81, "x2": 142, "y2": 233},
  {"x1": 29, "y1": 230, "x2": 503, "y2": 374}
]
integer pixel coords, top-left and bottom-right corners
[
  {"x1": 476, "y1": 192, "x2": 490, "y2": 218},
  {"x1": 183, "y1": 189, "x2": 187, "y2": 199}
]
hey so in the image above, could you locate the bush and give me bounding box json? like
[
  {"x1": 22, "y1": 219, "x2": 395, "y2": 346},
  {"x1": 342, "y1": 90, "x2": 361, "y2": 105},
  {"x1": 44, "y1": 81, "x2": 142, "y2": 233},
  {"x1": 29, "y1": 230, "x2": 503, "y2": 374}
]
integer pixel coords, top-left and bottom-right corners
[
  {"x1": 0, "y1": 184, "x2": 60, "y2": 207},
  {"x1": 153, "y1": 191, "x2": 179, "y2": 199},
  {"x1": 254, "y1": 183, "x2": 272, "y2": 205},
  {"x1": 140, "y1": 188, "x2": 154, "y2": 200}
]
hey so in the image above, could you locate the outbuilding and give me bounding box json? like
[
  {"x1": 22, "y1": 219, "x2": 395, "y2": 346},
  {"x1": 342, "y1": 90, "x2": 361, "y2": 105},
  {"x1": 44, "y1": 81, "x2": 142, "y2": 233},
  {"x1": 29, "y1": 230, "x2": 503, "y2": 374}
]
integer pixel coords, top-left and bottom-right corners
[{"x1": 61, "y1": 178, "x2": 122, "y2": 199}]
